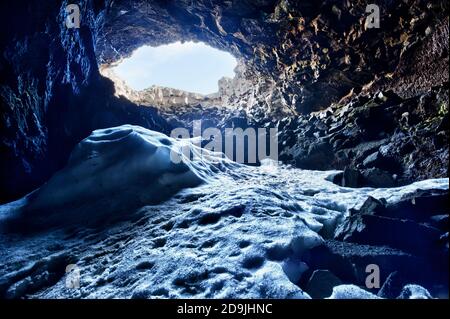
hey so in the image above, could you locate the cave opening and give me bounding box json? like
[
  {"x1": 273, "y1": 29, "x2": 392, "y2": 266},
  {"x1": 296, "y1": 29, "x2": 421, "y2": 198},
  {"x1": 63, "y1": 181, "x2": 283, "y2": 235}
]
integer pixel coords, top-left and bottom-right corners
[
  {"x1": 101, "y1": 41, "x2": 238, "y2": 100},
  {"x1": 0, "y1": 0, "x2": 448, "y2": 300}
]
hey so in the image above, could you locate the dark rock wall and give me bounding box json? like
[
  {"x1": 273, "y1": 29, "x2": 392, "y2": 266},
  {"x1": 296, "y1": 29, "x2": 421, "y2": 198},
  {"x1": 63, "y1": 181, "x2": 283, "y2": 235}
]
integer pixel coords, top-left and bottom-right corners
[
  {"x1": 98, "y1": 0, "x2": 448, "y2": 182},
  {"x1": 373, "y1": 16, "x2": 449, "y2": 98},
  {"x1": 99, "y1": 0, "x2": 448, "y2": 115},
  {"x1": 277, "y1": 86, "x2": 449, "y2": 186},
  {"x1": 0, "y1": 0, "x2": 448, "y2": 202},
  {"x1": 0, "y1": 0, "x2": 170, "y2": 203}
]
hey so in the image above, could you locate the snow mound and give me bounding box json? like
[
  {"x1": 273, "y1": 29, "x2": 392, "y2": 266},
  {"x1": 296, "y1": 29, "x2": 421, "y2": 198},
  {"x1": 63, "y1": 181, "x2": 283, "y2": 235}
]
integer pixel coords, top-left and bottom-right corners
[
  {"x1": 398, "y1": 285, "x2": 433, "y2": 299},
  {"x1": 0, "y1": 127, "x2": 447, "y2": 297},
  {"x1": 327, "y1": 284, "x2": 433, "y2": 299},
  {"x1": 327, "y1": 285, "x2": 382, "y2": 299},
  {"x1": 2, "y1": 125, "x2": 235, "y2": 230}
]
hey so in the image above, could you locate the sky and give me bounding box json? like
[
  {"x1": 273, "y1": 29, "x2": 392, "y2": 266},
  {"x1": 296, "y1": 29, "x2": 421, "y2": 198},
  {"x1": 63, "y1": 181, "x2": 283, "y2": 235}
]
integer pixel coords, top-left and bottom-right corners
[{"x1": 112, "y1": 41, "x2": 237, "y2": 95}]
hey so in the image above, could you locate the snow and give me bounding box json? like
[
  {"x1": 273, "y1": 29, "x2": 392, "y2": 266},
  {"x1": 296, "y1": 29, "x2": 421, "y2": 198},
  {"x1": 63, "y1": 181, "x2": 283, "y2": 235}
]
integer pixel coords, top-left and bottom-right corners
[
  {"x1": 327, "y1": 285, "x2": 382, "y2": 299},
  {"x1": 398, "y1": 285, "x2": 433, "y2": 299},
  {"x1": 1, "y1": 125, "x2": 236, "y2": 229},
  {"x1": 0, "y1": 125, "x2": 448, "y2": 299},
  {"x1": 327, "y1": 284, "x2": 433, "y2": 299}
]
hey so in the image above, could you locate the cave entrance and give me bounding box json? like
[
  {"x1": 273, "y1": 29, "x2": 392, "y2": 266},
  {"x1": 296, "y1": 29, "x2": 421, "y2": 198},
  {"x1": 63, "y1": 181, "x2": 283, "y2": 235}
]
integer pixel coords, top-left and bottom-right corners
[{"x1": 102, "y1": 41, "x2": 237, "y2": 102}]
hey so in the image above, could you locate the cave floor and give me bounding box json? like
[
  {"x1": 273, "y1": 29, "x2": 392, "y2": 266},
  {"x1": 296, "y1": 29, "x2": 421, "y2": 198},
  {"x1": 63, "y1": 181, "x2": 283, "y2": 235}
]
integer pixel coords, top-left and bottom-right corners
[{"x1": 0, "y1": 164, "x2": 447, "y2": 299}]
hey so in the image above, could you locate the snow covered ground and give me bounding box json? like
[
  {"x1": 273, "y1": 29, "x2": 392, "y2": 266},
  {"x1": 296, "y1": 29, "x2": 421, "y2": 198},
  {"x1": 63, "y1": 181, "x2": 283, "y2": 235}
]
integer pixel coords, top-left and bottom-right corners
[{"x1": 0, "y1": 126, "x2": 448, "y2": 299}]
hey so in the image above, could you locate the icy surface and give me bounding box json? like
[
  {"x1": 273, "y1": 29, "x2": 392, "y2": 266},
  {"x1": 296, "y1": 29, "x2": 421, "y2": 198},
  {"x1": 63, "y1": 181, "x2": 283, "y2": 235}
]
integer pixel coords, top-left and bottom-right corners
[
  {"x1": 327, "y1": 284, "x2": 433, "y2": 299},
  {"x1": 327, "y1": 285, "x2": 382, "y2": 299},
  {"x1": 398, "y1": 285, "x2": 433, "y2": 299},
  {"x1": 0, "y1": 126, "x2": 448, "y2": 299},
  {"x1": 0, "y1": 125, "x2": 235, "y2": 229}
]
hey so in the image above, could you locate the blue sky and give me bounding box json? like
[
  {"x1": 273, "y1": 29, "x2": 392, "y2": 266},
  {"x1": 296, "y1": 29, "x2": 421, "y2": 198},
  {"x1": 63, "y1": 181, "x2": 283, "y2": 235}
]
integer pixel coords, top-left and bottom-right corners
[{"x1": 112, "y1": 41, "x2": 237, "y2": 95}]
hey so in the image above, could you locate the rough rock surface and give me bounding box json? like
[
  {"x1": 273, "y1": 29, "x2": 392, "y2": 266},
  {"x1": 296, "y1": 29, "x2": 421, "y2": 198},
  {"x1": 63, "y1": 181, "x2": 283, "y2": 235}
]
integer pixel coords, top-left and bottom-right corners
[
  {"x1": 98, "y1": 0, "x2": 449, "y2": 116},
  {"x1": 277, "y1": 87, "x2": 449, "y2": 185},
  {"x1": 0, "y1": 1, "x2": 172, "y2": 202},
  {"x1": 0, "y1": 127, "x2": 447, "y2": 298},
  {"x1": 100, "y1": 67, "x2": 225, "y2": 108},
  {"x1": 0, "y1": 125, "x2": 236, "y2": 232},
  {"x1": 1, "y1": 0, "x2": 449, "y2": 201},
  {"x1": 0, "y1": 0, "x2": 448, "y2": 300}
]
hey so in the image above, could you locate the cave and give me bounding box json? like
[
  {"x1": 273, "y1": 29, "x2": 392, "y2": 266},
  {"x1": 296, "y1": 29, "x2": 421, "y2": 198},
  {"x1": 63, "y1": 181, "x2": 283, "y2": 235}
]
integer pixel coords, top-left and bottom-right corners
[
  {"x1": 106, "y1": 41, "x2": 238, "y2": 94},
  {"x1": 0, "y1": 0, "x2": 448, "y2": 300}
]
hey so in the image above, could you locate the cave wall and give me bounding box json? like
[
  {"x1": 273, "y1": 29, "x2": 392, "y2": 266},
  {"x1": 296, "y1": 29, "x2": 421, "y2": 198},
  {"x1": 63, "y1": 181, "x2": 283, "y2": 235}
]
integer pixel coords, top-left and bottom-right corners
[
  {"x1": 0, "y1": 0, "x2": 448, "y2": 202},
  {"x1": 0, "y1": 0, "x2": 170, "y2": 203},
  {"x1": 98, "y1": 0, "x2": 448, "y2": 116}
]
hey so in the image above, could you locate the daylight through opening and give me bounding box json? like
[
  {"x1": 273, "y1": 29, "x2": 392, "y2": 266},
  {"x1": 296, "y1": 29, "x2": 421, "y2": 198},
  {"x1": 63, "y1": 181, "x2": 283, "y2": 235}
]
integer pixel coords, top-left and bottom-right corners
[{"x1": 109, "y1": 41, "x2": 237, "y2": 95}]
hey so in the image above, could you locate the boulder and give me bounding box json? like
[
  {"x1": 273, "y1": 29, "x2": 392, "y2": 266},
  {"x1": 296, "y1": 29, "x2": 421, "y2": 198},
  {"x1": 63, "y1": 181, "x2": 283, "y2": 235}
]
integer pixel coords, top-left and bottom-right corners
[
  {"x1": 429, "y1": 215, "x2": 449, "y2": 231},
  {"x1": 303, "y1": 240, "x2": 422, "y2": 289},
  {"x1": 295, "y1": 141, "x2": 335, "y2": 170},
  {"x1": 397, "y1": 285, "x2": 432, "y2": 299},
  {"x1": 361, "y1": 168, "x2": 396, "y2": 188},
  {"x1": 342, "y1": 167, "x2": 361, "y2": 188},
  {"x1": 304, "y1": 270, "x2": 342, "y2": 299},
  {"x1": 334, "y1": 213, "x2": 442, "y2": 256},
  {"x1": 377, "y1": 271, "x2": 407, "y2": 299}
]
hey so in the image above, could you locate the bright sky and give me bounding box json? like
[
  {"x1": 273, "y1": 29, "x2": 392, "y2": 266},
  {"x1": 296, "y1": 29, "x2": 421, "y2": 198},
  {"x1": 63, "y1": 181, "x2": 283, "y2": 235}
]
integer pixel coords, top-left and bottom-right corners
[{"x1": 112, "y1": 41, "x2": 237, "y2": 95}]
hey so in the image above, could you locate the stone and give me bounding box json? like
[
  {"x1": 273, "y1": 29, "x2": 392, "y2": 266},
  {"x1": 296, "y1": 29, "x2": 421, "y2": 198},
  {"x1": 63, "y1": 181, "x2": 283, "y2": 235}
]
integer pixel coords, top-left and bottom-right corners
[
  {"x1": 429, "y1": 215, "x2": 449, "y2": 231},
  {"x1": 349, "y1": 196, "x2": 386, "y2": 216},
  {"x1": 381, "y1": 190, "x2": 449, "y2": 222},
  {"x1": 295, "y1": 141, "x2": 335, "y2": 170},
  {"x1": 334, "y1": 213, "x2": 442, "y2": 256},
  {"x1": 303, "y1": 240, "x2": 422, "y2": 289},
  {"x1": 362, "y1": 151, "x2": 381, "y2": 168},
  {"x1": 304, "y1": 270, "x2": 342, "y2": 299},
  {"x1": 325, "y1": 172, "x2": 344, "y2": 185},
  {"x1": 378, "y1": 271, "x2": 406, "y2": 299},
  {"x1": 342, "y1": 167, "x2": 361, "y2": 188},
  {"x1": 361, "y1": 168, "x2": 396, "y2": 188}
]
